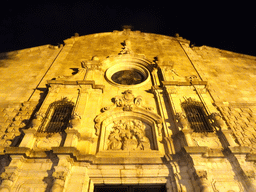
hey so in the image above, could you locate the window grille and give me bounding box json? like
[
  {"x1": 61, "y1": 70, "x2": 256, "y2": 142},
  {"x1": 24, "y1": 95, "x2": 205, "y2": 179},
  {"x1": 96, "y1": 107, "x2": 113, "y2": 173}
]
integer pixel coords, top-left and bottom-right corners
[
  {"x1": 38, "y1": 98, "x2": 74, "y2": 133},
  {"x1": 182, "y1": 98, "x2": 213, "y2": 133}
]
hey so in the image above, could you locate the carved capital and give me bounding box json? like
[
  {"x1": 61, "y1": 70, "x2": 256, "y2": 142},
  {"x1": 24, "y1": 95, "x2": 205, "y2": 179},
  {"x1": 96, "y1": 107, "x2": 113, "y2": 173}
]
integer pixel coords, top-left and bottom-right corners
[
  {"x1": 70, "y1": 112, "x2": 81, "y2": 128},
  {"x1": 52, "y1": 171, "x2": 67, "y2": 181},
  {"x1": 176, "y1": 112, "x2": 189, "y2": 130},
  {"x1": 194, "y1": 170, "x2": 208, "y2": 180},
  {"x1": 245, "y1": 170, "x2": 255, "y2": 179},
  {"x1": 31, "y1": 112, "x2": 44, "y2": 128},
  {"x1": 0, "y1": 172, "x2": 16, "y2": 182},
  {"x1": 211, "y1": 112, "x2": 225, "y2": 128}
]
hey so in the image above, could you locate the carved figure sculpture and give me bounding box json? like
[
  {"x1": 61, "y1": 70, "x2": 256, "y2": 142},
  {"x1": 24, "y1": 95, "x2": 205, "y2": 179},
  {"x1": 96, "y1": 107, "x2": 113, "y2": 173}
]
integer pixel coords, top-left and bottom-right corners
[
  {"x1": 107, "y1": 129, "x2": 122, "y2": 150},
  {"x1": 106, "y1": 120, "x2": 152, "y2": 151}
]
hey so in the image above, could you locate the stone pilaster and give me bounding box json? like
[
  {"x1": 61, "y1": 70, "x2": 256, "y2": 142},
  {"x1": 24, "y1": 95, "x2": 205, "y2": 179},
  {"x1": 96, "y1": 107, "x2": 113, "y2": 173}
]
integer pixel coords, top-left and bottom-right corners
[
  {"x1": 0, "y1": 155, "x2": 24, "y2": 191},
  {"x1": 51, "y1": 155, "x2": 73, "y2": 192},
  {"x1": 194, "y1": 170, "x2": 213, "y2": 192}
]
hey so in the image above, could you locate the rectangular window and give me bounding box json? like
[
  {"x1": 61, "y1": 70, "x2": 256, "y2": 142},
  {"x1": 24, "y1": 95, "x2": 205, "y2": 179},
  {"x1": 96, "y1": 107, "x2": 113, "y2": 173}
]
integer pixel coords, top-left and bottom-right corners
[
  {"x1": 38, "y1": 98, "x2": 74, "y2": 133},
  {"x1": 182, "y1": 98, "x2": 213, "y2": 132}
]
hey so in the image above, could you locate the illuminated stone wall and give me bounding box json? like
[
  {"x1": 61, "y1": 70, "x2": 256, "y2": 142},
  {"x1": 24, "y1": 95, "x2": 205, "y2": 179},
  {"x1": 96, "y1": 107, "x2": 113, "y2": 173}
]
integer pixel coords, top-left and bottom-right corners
[{"x1": 0, "y1": 29, "x2": 255, "y2": 191}]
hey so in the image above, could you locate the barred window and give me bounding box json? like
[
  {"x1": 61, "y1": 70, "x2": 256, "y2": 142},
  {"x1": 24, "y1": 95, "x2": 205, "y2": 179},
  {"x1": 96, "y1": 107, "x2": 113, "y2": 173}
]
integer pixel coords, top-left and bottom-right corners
[
  {"x1": 182, "y1": 98, "x2": 213, "y2": 133},
  {"x1": 38, "y1": 98, "x2": 74, "y2": 133}
]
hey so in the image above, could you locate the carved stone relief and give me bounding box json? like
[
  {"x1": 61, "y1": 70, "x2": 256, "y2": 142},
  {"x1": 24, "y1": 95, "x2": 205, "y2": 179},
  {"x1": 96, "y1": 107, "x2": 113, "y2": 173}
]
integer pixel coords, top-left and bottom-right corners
[
  {"x1": 34, "y1": 134, "x2": 62, "y2": 150},
  {"x1": 119, "y1": 40, "x2": 133, "y2": 55},
  {"x1": 103, "y1": 90, "x2": 154, "y2": 112},
  {"x1": 95, "y1": 90, "x2": 162, "y2": 152},
  {"x1": 106, "y1": 119, "x2": 152, "y2": 151},
  {"x1": 192, "y1": 134, "x2": 221, "y2": 148}
]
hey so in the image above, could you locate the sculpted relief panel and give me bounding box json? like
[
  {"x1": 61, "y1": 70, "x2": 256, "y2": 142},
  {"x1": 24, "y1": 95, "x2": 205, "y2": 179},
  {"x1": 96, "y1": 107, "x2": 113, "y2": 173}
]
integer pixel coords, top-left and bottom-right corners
[
  {"x1": 106, "y1": 119, "x2": 152, "y2": 151},
  {"x1": 95, "y1": 90, "x2": 162, "y2": 153}
]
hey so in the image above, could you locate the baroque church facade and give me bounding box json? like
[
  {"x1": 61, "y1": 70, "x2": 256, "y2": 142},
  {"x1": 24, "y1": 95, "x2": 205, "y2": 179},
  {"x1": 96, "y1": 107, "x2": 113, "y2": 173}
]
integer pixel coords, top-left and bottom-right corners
[{"x1": 0, "y1": 29, "x2": 255, "y2": 191}]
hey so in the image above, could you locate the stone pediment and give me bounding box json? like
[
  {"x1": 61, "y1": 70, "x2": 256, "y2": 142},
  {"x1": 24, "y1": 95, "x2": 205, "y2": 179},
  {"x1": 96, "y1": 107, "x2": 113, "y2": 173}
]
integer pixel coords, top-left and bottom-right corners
[
  {"x1": 94, "y1": 90, "x2": 162, "y2": 136},
  {"x1": 94, "y1": 90, "x2": 163, "y2": 155}
]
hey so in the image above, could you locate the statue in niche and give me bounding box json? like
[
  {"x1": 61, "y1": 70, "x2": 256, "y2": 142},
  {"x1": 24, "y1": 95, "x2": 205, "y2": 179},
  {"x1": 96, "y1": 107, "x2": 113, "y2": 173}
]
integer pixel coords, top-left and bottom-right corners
[{"x1": 106, "y1": 120, "x2": 151, "y2": 151}]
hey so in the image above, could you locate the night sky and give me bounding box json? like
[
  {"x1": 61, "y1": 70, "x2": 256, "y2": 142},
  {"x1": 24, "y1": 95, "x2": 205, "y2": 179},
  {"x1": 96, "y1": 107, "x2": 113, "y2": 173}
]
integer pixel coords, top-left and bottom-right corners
[{"x1": 0, "y1": 1, "x2": 255, "y2": 56}]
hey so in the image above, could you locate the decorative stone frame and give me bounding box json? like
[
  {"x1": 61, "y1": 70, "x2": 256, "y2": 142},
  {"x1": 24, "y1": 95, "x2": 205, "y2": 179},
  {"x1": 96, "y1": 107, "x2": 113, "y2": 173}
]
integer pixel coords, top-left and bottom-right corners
[
  {"x1": 94, "y1": 107, "x2": 163, "y2": 157},
  {"x1": 104, "y1": 56, "x2": 152, "y2": 88}
]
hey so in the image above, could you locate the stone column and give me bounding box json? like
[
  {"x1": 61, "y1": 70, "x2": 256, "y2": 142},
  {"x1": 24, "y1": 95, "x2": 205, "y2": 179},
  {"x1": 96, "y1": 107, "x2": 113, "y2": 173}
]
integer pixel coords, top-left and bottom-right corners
[
  {"x1": 211, "y1": 112, "x2": 238, "y2": 147},
  {"x1": 195, "y1": 170, "x2": 213, "y2": 192},
  {"x1": 63, "y1": 88, "x2": 88, "y2": 147},
  {"x1": 0, "y1": 175, "x2": 14, "y2": 192},
  {"x1": 19, "y1": 128, "x2": 37, "y2": 148},
  {"x1": 175, "y1": 112, "x2": 195, "y2": 147},
  {"x1": 51, "y1": 171, "x2": 67, "y2": 192},
  {"x1": 151, "y1": 67, "x2": 161, "y2": 86},
  {"x1": 182, "y1": 129, "x2": 195, "y2": 147},
  {"x1": 64, "y1": 129, "x2": 80, "y2": 147},
  {"x1": 51, "y1": 155, "x2": 73, "y2": 192}
]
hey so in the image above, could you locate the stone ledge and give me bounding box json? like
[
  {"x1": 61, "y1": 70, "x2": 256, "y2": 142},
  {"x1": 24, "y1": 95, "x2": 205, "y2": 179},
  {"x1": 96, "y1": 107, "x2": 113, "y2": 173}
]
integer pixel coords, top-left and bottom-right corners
[
  {"x1": 96, "y1": 150, "x2": 163, "y2": 157},
  {"x1": 52, "y1": 147, "x2": 80, "y2": 157},
  {"x1": 184, "y1": 146, "x2": 226, "y2": 157},
  {"x1": 228, "y1": 146, "x2": 251, "y2": 154},
  {"x1": 47, "y1": 80, "x2": 105, "y2": 92},
  {"x1": 3, "y1": 147, "x2": 30, "y2": 155},
  {"x1": 184, "y1": 146, "x2": 208, "y2": 154},
  {"x1": 1, "y1": 147, "x2": 48, "y2": 158},
  {"x1": 163, "y1": 81, "x2": 207, "y2": 86},
  {"x1": 93, "y1": 157, "x2": 164, "y2": 165},
  {"x1": 246, "y1": 153, "x2": 256, "y2": 161}
]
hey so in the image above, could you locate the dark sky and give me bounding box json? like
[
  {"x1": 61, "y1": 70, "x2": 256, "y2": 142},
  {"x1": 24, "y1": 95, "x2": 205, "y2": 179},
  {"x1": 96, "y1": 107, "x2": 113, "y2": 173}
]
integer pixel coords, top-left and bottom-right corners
[{"x1": 1, "y1": 1, "x2": 255, "y2": 56}]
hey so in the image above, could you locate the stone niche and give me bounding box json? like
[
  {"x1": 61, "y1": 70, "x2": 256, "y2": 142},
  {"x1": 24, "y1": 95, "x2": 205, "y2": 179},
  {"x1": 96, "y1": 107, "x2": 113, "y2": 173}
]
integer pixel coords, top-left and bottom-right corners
[
  {"x1": 94, "y1": 90, "x2": 163, "y2": 158},
  {"x1": 97, "y1": 115, "x2": 160, "y2": 157}
]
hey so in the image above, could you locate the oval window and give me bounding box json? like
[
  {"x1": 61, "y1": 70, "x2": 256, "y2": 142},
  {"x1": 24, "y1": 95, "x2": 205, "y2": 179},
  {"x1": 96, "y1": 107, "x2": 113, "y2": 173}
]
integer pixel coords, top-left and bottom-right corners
[{"x1": 111, "y1": 70, "x2": 145, "y2": 85}]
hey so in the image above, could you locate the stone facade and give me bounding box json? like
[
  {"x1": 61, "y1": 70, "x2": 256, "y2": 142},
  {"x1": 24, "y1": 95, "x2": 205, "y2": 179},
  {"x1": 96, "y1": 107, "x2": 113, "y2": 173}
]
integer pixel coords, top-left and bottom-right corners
[{"x1": 0, "y1": 28, "x2": 256, "y2": 191}]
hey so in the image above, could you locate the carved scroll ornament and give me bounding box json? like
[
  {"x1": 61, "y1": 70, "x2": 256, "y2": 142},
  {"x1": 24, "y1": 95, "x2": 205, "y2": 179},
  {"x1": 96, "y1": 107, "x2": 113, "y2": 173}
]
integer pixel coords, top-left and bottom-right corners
[{"x1": 103, "y1": 90, "x2": 154, "y2": 112}]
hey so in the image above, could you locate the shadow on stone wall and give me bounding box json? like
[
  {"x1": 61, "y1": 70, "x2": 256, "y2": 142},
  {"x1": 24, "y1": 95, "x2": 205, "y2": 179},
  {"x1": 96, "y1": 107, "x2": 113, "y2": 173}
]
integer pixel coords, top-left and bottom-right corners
[{"x1": 0, "y1": 52, "x2": 16, "y2": 68}]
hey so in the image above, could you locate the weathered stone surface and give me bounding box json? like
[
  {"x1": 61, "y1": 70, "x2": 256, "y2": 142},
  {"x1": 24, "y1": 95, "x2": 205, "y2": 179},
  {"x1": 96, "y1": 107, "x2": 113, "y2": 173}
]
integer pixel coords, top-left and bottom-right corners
[{"x1": 0, "y1": 29, "x2": 255, "y2": 191}]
